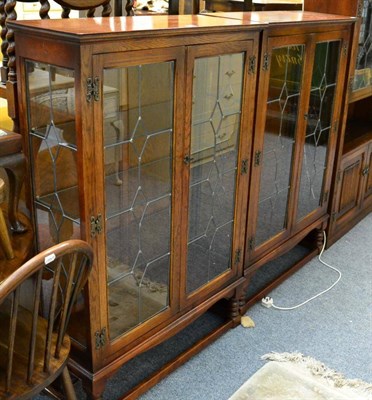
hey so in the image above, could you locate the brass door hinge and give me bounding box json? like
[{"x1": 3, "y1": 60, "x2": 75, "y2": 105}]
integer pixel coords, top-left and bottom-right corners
[
  {"x1": 249, "y1": 55, "x2": 256, "y2": 74},
  {"x1": 357, "y1": 0, "x2": 363, "y2": 17},
  {"x1": 234, "y1": 249, "x2": 242, "y2": 264},
  {"x1": 241, "y1": 159, "x2": 249, "y2": 175},
  {"x1": 333, "y1": 120, "x2": 339, "y2": 134},
  {"x1": 248, "y1": 237, "x2": 255, "y2": 250},
  {"x1": 91, "y1": 214, "x2": 103, "y2": 237},
  {"x1": 348, "y1": 76, "x2": 354, "y2": 95},
  {"x1": 87, "y1": 77, "x2": 100, "y2": 102},
  {"x1": 323, "y1": 191, "x2": 329, "y2": 204},
  {"x1": 337, "y1": 170, "x2": 342, "y2": 184},
  {"x1": 262, "y1": 53, "x2": 270, "y2": 71},
  {"x1": 362, "y1": 166, "x2": 370, "y2": 176},
  {"x1": 95, "y1": 327, "x2": 107, "y2": 350},
  {"x1": 342, "y1": 43, "x2": 348, "y2": 57},
  {"x1": 254, "y1": 150, "x2": 262, "y2": 167}
]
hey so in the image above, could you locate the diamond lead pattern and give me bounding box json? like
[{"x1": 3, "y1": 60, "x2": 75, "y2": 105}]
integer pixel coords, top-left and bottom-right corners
[
  {"x1": 187, "y1": 53, "x2": 244, "y2": 294},
  {"x1": 256, "y1": 45, "x2": 304, "y2": 246},
  {"x1": 104, "y1": 62, "x2": 174, "y2": 338},
  {"x1": 297, "y1": 40, "x2": 341, "y2": 220}
]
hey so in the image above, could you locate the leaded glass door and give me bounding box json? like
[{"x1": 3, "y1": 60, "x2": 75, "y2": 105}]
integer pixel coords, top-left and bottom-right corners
[
  {"x1": 351, "y1": 0, "x2": 372, "y2": 99},
  {"x1": 93, "y1": 48, "x2": 184, "y2": 347},
  {"x1": 294, "y1": 31, "x2": 349, "y2": 231},
  {"x1": 181, "y1": 40, "x2": 257, "y2": 304},
  {"x1": 246, "y1": 35, "x2": 309, "y2": 260},
  {"x1": 26, "y1": 62, "x2": 80, "y2": 251},
  {"x1": 247, "y1": 31, "x2": 349, "y2": 262}
]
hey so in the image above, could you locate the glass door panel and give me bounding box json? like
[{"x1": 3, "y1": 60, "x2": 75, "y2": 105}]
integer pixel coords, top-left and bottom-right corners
[
  {"x1": 297, "y1": 40, "x2": 341, "y2": 220},
  {"x1": 186, "y1": 53, "x2": 244, "y2": 295},
  {"x1": 25, "y1": 61, "x2": 80, "y2": 251},
  {"x1": 353, "y1": 0, "x2": 372, "y2": 91},
  {"x1": 103, "y1": 62, "x2": 174, "y2": 339},
  {"x1": 255, "y1": 45, "x2": 305, "y2": 247}
]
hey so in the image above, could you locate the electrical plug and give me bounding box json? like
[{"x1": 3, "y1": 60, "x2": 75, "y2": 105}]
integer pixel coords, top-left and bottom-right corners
[{"x1": 261, "y1": 296, "x2": 273, "y2": 308}]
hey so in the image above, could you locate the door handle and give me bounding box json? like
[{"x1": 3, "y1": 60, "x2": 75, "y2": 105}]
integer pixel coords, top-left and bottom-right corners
[{"x1": 183, "y1": 155, "x2": 194, "y2": 165}]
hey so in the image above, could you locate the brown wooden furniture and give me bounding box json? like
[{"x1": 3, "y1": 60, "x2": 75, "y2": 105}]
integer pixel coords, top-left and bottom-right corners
[
  {"x1": 114, "y1": 0, "x2": 137, "y2": 16},
  {"x1": 0, "y1": 239, "x2": 93, "y2": 399},
  {"x1": 0, "y1": 178, "x2": 14, "y2": 259},
  {"x1": 252, "y1": 0, "x2": 302, "y2": 11},
  {"x1": 204, "y1": 0, "x2": 252, "y2": 12},
  {"x1": 0, "y1": 129, "x2": 33, "y2": 282},
  {"x1": 0, "y1": 0, "x2": 113, "y2": 133},
  {"x1": 203, "y1": 0, "x2": 302, "y2": 12},
  {"x1": 304, "y1": 0, "x2": 372, "y2": 245},
  {"x1": 203, "y1": 10, "x2": 353, "y2": 309},
  {"x1": 9, "y1": 11, "x2": 354, "y2": 399},
  {"x1": 0, "y1": 129, "x2": 26, "y2": 233}
]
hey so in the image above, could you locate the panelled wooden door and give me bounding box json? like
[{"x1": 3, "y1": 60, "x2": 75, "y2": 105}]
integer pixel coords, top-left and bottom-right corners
[
  {"x1": 180, "y1": 39, "x2": 258, "y2": 307},
  {"x1": 362, "y1": 143, "x2": 372, "y2": 204},
  {"x1": 246, "y1": 29, "x2": 349, "y2": 264},
  {"x1": 334, "y1": 147, "x2": 366, "y2": 223},
  {"x1": 92, "y1": 47, "x2": 185, "y2": 356}
]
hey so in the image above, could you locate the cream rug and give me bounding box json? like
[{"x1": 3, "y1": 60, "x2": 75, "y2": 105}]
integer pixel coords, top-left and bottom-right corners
[{"x1": 229, "y1": 352, "x2": 372, "y2": 400}]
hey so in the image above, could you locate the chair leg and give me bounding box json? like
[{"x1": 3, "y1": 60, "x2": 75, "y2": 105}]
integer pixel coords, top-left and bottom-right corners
[{"x1": 61, "y1": 367, "x2": 77, "y2": 400}]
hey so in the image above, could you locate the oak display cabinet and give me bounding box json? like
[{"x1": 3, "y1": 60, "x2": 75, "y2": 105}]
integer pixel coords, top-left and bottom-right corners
[
  {"x1": 206, "y1": 11, "x2": 354, "y2": 307},
  {"x1": 305, "y1": 0, "x2": 372, "y2": 244},
  {"x1": 9, "y1": 11, "x2": 354, "y2": 400},
  {"x1": 11, "y1": 15, "x2": 259, "y2": 399}
]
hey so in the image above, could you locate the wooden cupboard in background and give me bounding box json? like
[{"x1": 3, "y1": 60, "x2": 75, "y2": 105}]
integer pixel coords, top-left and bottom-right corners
[
  {"x1": 10, "y1": 11, "x2": 354, "y2": 400},
  {"x1": 304, "y1": 0, "x2": 372, "y2": 244}
]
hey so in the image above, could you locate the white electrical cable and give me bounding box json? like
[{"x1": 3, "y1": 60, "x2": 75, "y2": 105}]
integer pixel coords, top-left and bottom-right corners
[{"x1": 265, "y1": 231, "x2": 342, "y2": 311}]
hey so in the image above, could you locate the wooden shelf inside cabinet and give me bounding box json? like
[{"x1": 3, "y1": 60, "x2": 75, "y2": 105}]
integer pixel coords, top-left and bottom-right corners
[
  {"x1": 349, "y1": 87, "x2": 372, "y2": 103},
  {"x1": 343, "y1": 120, "x2": 372, "y2": 154}
]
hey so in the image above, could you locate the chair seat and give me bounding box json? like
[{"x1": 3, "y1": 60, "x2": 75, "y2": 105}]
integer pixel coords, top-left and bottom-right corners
[
  {"x1": 0, "y1": 300, "x2": 71, "y2": 400},
  {"x1": 0, "y1": 130, "x2": 23, "y2": 158}
]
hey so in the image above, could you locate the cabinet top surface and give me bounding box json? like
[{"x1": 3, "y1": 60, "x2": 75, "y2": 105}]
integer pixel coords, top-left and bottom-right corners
[
  {"x1": 204, "y1": 10, "x2": 355, "y2": 24},
  {"x1": 9, "y1": 14, "x2": 261, "y2": 38},
  {"x1": 10, "y1": 11, "x2": 354, "y2": 39}
]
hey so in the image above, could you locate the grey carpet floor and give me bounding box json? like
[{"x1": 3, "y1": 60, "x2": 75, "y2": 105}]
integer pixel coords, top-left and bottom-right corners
[{"x1": 138, "y1": 213, "x2": 372, "y2": 400}]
